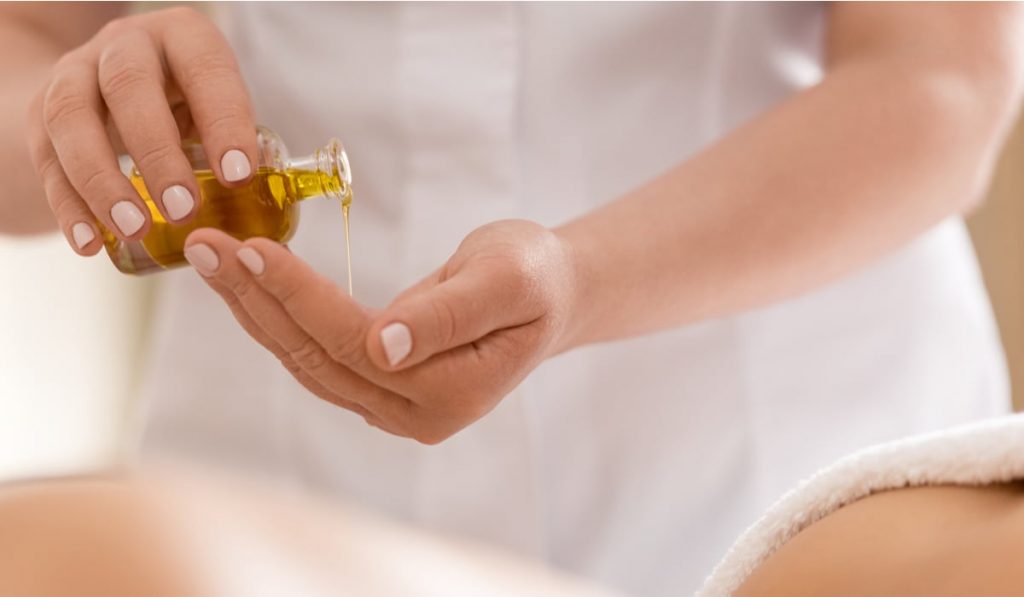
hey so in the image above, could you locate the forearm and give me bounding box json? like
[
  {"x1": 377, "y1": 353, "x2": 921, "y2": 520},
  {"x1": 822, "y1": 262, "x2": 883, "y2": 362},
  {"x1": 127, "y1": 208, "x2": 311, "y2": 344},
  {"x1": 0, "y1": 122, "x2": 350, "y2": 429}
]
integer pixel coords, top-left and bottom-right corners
[
  {"x1": 556, "y1": 50, "x2": 1022, "y2": 351},
  {"x1": 0, "y1": 3, "x2": 121, "y2": 235},
  {"x1": 0, "y1": 25, "x2": 61, "y2": 234}
]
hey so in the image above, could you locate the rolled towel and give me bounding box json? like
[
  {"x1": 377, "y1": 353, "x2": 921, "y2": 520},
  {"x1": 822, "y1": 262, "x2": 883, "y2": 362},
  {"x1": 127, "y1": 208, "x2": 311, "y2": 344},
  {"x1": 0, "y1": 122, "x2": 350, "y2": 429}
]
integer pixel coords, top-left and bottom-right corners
[{"x1": 698, "y1": 413, "x2": 1024, "y2": 596}]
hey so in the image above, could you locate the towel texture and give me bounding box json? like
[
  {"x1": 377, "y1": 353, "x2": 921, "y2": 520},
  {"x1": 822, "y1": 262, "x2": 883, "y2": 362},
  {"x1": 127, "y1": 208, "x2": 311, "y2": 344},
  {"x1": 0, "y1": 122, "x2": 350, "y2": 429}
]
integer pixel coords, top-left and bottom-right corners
[{"x1": 698, "y1": 414, "x2": 1024, "y2": 596}]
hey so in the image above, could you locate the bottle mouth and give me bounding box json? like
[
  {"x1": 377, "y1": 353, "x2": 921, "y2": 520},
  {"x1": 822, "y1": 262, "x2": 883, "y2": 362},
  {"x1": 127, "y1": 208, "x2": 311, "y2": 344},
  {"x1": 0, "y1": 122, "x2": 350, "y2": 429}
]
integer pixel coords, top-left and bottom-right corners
[{"x1": 316, "y1": 138, "x2": 352, "y2": 203}]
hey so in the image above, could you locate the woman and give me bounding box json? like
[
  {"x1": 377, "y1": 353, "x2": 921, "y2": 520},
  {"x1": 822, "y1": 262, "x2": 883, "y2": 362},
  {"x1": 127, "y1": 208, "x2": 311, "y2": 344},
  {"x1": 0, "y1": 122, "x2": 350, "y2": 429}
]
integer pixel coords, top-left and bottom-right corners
[{"x1": 1, "y1": 3, "x2": 1021, "y2": 595}]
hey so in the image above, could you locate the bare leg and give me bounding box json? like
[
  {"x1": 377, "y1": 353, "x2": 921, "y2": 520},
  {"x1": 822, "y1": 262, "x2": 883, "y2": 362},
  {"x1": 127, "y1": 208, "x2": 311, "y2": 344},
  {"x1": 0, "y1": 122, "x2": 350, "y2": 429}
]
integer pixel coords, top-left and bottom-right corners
[{"x1": 737, "y1": 483, "x2": 1024, "y2": 596}]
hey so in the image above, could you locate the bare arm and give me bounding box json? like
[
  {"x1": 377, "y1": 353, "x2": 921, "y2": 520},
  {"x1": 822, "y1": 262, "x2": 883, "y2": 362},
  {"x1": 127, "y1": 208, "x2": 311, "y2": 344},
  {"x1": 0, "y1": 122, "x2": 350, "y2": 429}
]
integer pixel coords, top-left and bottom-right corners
[
  {"x1": 556, "y1": 3, "x2": 1024, "y2": 351},
  {"x1": 0, "y1": 2, "x2": 122, "y2": 235}
]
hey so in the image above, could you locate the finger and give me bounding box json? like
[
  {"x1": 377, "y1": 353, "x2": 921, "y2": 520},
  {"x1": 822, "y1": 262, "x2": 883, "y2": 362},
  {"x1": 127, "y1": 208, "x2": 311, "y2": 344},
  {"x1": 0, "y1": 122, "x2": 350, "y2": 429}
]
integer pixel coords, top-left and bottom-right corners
[
  {"x1": 159, "y1": 9, "x2": 257, "y2": 186},
  {"x1": 97, "y1": 30, "x2": 199, "y2": 223},
  {"x1": 234, "y1": 236, "x2": 378, "y2": 376},
  {"x1": 43, "y1": 54, "x2": 151, "y2": 241},
  {"x1": 26, "y1": 92, "x2": 102, "y2": 256},
  {"x1": 366, "y1": 263, "x2": 541, "y2": 371},
  {"x1": 184, "y1": 229, "x2": 413, "y2": 428},
  {"x1": 203, "y1": 277, "x2": 382, "y2": 425}
]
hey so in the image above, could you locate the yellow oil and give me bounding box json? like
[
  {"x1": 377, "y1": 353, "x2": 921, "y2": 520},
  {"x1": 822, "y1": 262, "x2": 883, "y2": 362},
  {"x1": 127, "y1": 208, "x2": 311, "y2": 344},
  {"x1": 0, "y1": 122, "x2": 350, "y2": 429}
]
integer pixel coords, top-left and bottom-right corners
[
  {"x1": 103, "y1": 166, "x2": 353, "y2": 287},
  {"x1": 342, "y1": 202, "x2": 353, "y2": 296}
]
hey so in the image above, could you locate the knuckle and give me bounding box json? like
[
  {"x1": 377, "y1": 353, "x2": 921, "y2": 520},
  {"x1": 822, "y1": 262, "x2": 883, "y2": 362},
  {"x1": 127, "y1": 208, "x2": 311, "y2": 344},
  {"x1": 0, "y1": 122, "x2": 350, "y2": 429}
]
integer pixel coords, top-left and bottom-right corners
[
  {"x1": 219, "y1": 292, "x2": 245, "y2": 316},
  {"x1": 275, "y1": 278, "x2": 307, "y2": 309},
  {"x1": 133, "y1": 143, "x2": 180, "y2": 173},
  {"x1": 34, "y1": 152, "x2": 63, "y2": 182},
  {"x1": 42, "y1": 85, "x2": 90, "y2": 130},
  {"x1": 325, "y1": 329, "x2": 367, "y2": 368},
  {"x1": 50, "y1": 189, "x2": 83, "y2": 223},
  {"x1": 280, "y1": 356, "x2": 303, "y2": 376},
  {"x1": 25, "y1": 122, "x2": 52, "y2": 168},
  {"x1": 429, "y1": 298, "x2": 459, "y2": 348},
  {"x1": 182, "y1": 50, "x2": 239, "y2": 87},
  {"x1": 230, "y1": 276, "x2": 258, "y2": 300},
  {"x1": 506, "y1": 255, "x2": 536, "y2": 295},
  {"x1": 98, "y1": 60, "x2": 154, "y2": 100},
  {"x1": 289, "y1": 336, "x2": 329, "y2": 371},
  {"x1": 202, "y1": 110, "x2": 250, "y2": 137},
  {"x1": 79, "y1": 168, "x2": 118, "y2": 199}
]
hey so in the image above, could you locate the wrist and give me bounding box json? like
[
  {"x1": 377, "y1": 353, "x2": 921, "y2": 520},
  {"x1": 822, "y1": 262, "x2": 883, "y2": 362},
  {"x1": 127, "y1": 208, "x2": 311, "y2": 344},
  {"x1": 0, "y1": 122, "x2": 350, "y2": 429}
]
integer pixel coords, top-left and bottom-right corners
[{"x1": 548, "y1": 221, "x2": 598, "y2": 357}]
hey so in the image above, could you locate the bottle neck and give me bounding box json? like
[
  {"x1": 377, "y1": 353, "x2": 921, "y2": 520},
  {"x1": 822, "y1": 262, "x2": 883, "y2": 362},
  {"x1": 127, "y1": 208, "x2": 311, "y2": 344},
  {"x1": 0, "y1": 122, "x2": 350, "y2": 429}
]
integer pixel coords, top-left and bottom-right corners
[{"x1": 284, "y1": 138, "x2": 352, "y2": 205}]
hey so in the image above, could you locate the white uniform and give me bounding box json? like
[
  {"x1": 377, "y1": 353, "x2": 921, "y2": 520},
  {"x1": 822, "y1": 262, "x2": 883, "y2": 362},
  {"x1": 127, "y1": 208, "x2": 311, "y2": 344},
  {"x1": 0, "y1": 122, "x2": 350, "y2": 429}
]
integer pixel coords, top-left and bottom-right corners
[{"x1": 138, "y1": 4, "x2": 1009, "y2": 595}]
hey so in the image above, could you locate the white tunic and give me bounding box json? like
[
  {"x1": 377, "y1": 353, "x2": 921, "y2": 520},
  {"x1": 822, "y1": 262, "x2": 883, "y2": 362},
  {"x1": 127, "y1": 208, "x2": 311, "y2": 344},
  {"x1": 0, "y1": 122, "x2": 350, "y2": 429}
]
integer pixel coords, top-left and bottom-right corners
[{"x1": 138, "y1": 3, "x2": 1009, "y2": 595}]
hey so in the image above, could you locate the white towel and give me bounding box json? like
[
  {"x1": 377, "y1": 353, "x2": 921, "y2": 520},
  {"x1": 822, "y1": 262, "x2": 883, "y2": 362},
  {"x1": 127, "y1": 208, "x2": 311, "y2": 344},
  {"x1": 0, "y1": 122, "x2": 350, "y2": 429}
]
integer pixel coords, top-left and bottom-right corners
[{"x1": 698, "y1": 414, "x2": 1024, "y2": 596}]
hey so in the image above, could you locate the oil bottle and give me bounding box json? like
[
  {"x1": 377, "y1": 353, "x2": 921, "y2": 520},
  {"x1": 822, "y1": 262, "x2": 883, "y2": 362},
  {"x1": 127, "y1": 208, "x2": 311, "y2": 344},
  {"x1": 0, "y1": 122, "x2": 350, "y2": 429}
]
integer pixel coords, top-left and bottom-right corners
[{"x1": 103, "y1": 126, "x2": 353, "y2": 288}]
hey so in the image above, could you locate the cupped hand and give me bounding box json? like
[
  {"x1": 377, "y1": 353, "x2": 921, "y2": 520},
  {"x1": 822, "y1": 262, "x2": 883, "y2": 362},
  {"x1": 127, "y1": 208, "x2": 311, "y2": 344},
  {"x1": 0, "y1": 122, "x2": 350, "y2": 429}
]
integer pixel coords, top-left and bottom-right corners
[
  {"x1": 183, "y1": 220, "x2": 580, "y2": 444},
  {"x1": 25, "y1": 7, "x2": 257, "y2": 254}
]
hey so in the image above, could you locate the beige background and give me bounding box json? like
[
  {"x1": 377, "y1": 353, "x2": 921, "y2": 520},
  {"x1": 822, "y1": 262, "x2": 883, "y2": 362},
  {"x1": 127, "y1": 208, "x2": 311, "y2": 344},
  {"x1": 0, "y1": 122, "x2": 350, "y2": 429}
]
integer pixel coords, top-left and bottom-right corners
[{"x1": 968, "y1": 116, "x2": 1024, "y2": 412}]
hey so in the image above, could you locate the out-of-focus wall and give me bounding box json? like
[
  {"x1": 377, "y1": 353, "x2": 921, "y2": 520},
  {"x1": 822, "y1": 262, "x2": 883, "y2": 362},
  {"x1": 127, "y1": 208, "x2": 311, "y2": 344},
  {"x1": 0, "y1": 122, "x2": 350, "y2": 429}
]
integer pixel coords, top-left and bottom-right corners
[
  {"x1": 0, "y1": 1, "x2": 162, "y2": 482},
  {"x1": 0, "y1": 236, "x2": 153, "y2": 479},
  {"x1": 968, "y1": 116, "x2": 1024, "y2": 412}
]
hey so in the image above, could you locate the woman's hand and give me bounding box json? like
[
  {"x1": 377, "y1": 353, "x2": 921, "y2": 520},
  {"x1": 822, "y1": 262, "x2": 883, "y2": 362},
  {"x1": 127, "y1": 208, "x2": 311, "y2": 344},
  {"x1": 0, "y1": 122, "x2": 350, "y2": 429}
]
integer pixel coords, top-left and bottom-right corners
[
  {"x1": 183, "y1": 220, "x2": 580, "y2": 444},
  {"x1": 25, "y1": 6, "x2": 257, "y2": 254}
]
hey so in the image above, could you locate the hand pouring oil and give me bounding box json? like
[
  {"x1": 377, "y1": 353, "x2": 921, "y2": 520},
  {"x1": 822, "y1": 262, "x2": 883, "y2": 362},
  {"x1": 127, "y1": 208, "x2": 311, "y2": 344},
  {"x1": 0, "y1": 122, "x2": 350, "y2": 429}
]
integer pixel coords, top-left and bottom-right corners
[{"x1": 103, "y1": 126, "x2": 354, "y2": 295}]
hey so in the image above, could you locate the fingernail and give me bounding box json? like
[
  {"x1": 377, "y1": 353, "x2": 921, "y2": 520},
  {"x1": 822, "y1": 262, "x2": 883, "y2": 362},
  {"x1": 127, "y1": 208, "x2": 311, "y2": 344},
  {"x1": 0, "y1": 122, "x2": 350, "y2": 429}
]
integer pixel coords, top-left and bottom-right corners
[
  {"x1": 236, "y1": 247, "x2": 265, "y2": 276},
  {"x1": 184, "y1": 243, "x2": 219, "y2": 276},
  {"x1": 71, "y1": 222, "x2": 95, "y2": 249},
  {"x1": 110, "y1": 201, "x2": 146, "y2": 236},
  {"x1": 162, "y1": 185, "x2": 195, "y2": 221},
  {"x1": 221, "y1": 149, "x2": 251, "y2": 182},
  {"x1": 380, "y1": 322, "x2": 412, "y2": 367}
]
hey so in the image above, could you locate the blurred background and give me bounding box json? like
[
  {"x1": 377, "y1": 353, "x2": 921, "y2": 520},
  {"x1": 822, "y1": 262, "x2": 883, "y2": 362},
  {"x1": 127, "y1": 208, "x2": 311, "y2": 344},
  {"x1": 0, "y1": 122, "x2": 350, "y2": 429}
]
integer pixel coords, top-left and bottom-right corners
[{"x1": 968, "y1": 116, "x2": 1024, "y2": 413}]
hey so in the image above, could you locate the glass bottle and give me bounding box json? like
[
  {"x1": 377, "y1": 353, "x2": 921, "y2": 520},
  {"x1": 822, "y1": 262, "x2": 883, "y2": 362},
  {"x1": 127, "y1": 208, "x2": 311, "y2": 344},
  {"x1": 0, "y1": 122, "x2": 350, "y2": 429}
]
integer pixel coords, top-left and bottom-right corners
[{"x1": 102, "y1": 126, "x2": 352, "y2": 275}]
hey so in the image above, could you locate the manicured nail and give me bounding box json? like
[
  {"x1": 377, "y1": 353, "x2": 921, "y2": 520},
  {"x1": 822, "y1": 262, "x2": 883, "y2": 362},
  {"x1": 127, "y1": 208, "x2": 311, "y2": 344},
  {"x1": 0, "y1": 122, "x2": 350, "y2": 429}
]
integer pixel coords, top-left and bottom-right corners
[
  {"x1": 380, "y1": 322, "x2": 412, "y2": 367},
  {"x1": 221, "y1": 149, "x2": 251, "y2": 182},
  {"x1": 184, "y1": 243, "x2": 219, "y2": 276},
  {"x1": 71, "y1": 222, "x2": 95, "y2": 249},
  {"x1": 110, "y1": 201, "x2": 145, "y2": 236},
  {"x1": 236, "y1": 247, "x2": 265, "y2": 276},
  {"x1": 162, "y1": 185, "x2": 195, "y2": 221}
]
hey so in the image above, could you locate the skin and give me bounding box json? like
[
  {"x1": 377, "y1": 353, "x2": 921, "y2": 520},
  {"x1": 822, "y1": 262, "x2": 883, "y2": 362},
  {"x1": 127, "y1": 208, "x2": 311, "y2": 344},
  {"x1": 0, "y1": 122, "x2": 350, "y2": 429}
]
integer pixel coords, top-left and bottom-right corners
[
  {"x1": 0, "y1": 474, "x2": 618, "y2": 597},
  {"x1": 736, "y1": 483, "x2": 1024, "y2": 596},
  {"x1": 4, "y1": 3, "x2": 258, "y2": 246},
  {"x1": 1, "y1": 475, "x2": 1022, "y2": 595},
  {"x1": 0, "y1": 477, "x2": 202, "y2": 597},
  {"x1": 2, "y1": 4, "x2": 1023, "y2": 442}
]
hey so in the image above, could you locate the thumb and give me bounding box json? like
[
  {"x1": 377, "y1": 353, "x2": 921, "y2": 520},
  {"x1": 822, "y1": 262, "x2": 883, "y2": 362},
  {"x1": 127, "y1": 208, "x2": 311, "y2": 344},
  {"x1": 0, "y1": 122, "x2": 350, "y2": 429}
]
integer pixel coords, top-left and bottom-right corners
[{"x1": 367, "y1": 265, "x2": 534, "y2": 371}]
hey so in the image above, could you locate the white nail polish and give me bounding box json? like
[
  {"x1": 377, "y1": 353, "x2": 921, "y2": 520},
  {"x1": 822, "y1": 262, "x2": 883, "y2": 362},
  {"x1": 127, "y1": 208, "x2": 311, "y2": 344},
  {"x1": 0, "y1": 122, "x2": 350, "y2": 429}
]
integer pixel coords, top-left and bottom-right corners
[
  {"x1": 380, "y1": 322, "x2": 412, "y2": 367},
  {"x1": 110, "y1": 201, "x2": 145, "y2": 236},
  {"x1": 184, "y1": 243, "x2": 219, "y2": 276},
  {"x1": 71, "y1": 222, "x2": 95, "y2": 249},
  {"x1": 236, "y1": 247, "x2": 265, "y2": 275},
  {"x1": 221, "y1": 149, "x2": 252, "y2": 182},
  {"x1": 162, "y1": 185, "x2": 195, "y2": 221}
]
